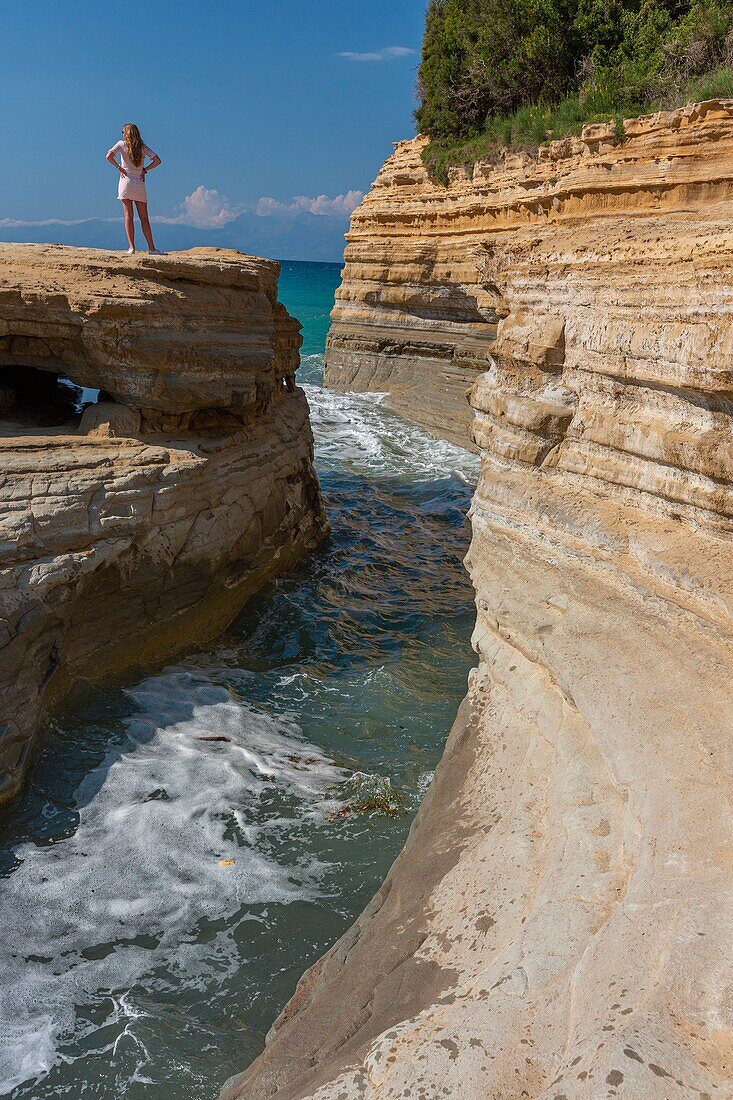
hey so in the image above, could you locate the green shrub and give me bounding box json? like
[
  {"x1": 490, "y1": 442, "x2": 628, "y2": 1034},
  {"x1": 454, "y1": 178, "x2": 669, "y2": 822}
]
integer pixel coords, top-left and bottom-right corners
[
  {"x1": 415, "y1": 0, "x2": 580, "y2": 139},
  {"x1": 416, "y1": 0, "x2": 733, "y2": 179}
]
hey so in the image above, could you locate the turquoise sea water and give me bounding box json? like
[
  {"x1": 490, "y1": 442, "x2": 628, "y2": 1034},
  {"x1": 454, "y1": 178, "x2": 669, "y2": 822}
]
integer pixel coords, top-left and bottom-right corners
[
  {"x1": 280, "y1": 260, "x2": 342, "y2": 357},
  {"x1": 0, "y1": 261, "x2": 480, "y2": 1098}
]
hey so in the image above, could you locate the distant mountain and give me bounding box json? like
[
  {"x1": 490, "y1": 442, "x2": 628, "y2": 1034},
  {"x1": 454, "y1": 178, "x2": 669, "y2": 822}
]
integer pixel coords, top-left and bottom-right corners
[{"x1": 0, "y1": 210, "x2": 351, "y2": 263}]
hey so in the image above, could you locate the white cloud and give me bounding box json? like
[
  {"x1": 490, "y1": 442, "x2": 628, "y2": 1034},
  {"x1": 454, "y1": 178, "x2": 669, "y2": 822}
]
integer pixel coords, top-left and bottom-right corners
[
  {"x1": 338, "y1": 45, "x2": 416, "y2": 62},
  {"x1": 155, "y1": 185, "x2": 243, "y2": 228},
  {"x1": 0, "y1": 186, "x2": 240, "y2": 230},
  {"x1": 0, "y1": 187, "x2": 364, "y2": 233},
  {"x1": 254, "y1": 190, "x2": 364, "y2": 218}
]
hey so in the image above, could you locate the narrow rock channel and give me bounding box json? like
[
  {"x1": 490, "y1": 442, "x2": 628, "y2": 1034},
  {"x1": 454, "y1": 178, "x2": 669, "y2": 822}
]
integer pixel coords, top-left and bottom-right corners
[{"x1": 0, "y1": 262, "x2": 480, "y2": 1098}]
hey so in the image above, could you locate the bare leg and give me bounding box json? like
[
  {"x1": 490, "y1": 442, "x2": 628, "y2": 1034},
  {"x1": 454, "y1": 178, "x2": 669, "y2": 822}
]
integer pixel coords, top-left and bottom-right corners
[
  {"x1": 135, "y1": 201, "x2": 156, "y2": 250},
  {"x1": 122, "y1": 199, "x2": 135, "y2": 249}
]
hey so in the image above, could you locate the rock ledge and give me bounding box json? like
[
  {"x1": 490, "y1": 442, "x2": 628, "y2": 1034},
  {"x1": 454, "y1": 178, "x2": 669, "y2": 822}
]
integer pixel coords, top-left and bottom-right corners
[{"x1": 0, "y1": 245, "x2": 327, "y2": 805}]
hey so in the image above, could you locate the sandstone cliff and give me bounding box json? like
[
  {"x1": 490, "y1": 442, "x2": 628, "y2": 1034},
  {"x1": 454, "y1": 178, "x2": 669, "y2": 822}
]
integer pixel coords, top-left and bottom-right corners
[
  {"x1": 0, "y1": 245, "x2": 328, "y2": 806},
  {"x1": 231, "y1": 103, "x2": 733, "y2": 1097},
  {"x1": 326, "y1": 98, "x2": 733, "y2": 456}
]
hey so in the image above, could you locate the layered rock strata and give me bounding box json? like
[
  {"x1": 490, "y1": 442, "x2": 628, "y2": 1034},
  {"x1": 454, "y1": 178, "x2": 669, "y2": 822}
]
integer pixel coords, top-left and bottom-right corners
[
  {"x1": 231, "y1": 103, "x2": 733, "y2": 1097},
  {"x1": 325, "y1": 98, "x2": 733, "y2": 453},
  {"x1": 0, "y1": 245, "x2": 327, "y2": 805}
]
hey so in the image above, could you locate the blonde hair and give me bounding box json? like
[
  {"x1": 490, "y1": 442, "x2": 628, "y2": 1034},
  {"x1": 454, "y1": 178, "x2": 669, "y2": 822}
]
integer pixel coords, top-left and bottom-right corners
[{"x1": 123, "y1": 123, "x2": 144, "y2": 167}]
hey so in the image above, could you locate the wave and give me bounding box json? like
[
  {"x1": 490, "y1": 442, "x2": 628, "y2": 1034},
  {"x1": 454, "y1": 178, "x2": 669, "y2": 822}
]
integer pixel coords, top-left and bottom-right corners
[
  {"x1": 0, "y1": 345, "x2": 479, "y2": 1096},
  {"x1": 0, "y1": 670, "x2": 344, "y2": 1095},
  {"x1": 305, "y1": 381, "x2": 480, "y2": 484}
]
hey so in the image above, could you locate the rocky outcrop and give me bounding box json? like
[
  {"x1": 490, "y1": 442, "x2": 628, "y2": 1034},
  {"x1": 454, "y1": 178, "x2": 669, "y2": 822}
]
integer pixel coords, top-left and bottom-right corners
[
  {"x1": 325, "y1": 98, "x2": 733, "y2": 453},
  {"x1": 0, "y1": 245, "x2": 328, "y2": 805},
  {"x1": 0, "y1": 244, "x2": 301, "y2": 428},
  {"x1": 231, "y1": 103, "x2": 733, "y2": 1097}
]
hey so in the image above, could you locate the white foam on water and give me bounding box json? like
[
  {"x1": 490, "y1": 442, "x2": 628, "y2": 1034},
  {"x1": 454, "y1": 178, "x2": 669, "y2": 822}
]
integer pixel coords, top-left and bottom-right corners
[
  {"x1": 0, "y1": 356, "x2": 476, "y2": 1096},
  {"x1": 0, "y1": 669, "x2": 345, "y2": 1095},
  {"x1": 303, "y1": 381, "x2": 481, "y2": 485}
]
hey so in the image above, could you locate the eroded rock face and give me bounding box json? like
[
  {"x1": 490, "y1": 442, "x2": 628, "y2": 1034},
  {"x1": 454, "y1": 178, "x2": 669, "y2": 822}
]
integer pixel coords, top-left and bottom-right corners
[
  {"x1": 231, "y1": 104, "x2": 733, "y2": 1097},
  {"x1": 0, "y1": 245, "x2": 328, "y2": 805},
  {"x1": 325, "y1": 98, "x2": 733, "y2": 454},
  {"x1": 0, "y1": 244, "x2": 300, "y2": 428}
]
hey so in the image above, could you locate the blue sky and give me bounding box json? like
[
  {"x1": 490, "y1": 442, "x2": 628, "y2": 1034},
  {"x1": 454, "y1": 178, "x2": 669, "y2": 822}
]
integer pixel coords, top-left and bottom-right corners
[{"x1": 1, "y1": 0, "x2": 426, "y2": 231}]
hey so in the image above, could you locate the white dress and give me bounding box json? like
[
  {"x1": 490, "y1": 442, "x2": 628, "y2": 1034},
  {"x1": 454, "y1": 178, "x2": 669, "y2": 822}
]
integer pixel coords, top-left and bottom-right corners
[{"x1": 107, "y1": 140, "x2": 157, "y2": 203}]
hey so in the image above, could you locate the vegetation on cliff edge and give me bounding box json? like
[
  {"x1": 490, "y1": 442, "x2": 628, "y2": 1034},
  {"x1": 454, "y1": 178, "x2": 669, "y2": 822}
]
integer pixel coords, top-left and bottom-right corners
[{"x1": 416, "y1": 0, "x2": 733, "y2": 181}]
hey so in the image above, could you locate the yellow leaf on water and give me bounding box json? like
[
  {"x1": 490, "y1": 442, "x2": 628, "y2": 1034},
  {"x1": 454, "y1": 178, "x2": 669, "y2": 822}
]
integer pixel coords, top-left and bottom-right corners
[{"x1": 218, "y1": 859, "x2": 236, "y2": 867}]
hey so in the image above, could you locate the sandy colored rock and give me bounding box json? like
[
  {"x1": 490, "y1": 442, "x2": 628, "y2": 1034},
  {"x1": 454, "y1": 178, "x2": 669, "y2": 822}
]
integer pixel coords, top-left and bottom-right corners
[
  {"x1": 231, "y1": 103, "x2": 733, "y2": 1098},
  {"x1": 325, "y1": 97, "x2": 733, "y2": 453},
  {"x1": 0, "y1": 245, "x2": 328, "y2": 806},
  {"x1": 78, "y1": 400, "x2": 141, "y2": 437},
  {"x1": 0, "y1": 243, "x2": 300, "y2": 424}
]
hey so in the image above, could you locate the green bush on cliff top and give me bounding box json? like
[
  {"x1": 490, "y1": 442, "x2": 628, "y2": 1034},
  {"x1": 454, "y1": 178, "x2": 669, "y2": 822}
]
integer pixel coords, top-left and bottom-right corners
[{"x1": 416, "y1": 0, "x2": 733, "y2": 180}]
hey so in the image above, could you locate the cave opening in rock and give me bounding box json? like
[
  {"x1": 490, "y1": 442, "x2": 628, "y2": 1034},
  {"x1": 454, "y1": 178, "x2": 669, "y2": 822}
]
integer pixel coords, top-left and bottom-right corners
[{"x1": 0, "y1": 365, "x2": 99, "y2": 430}]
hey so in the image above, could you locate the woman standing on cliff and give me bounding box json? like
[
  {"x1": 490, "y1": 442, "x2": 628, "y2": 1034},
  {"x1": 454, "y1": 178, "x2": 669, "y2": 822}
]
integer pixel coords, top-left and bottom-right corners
[{"x1": 106, "y1": 123, "x2": 165, "y2": 255}]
